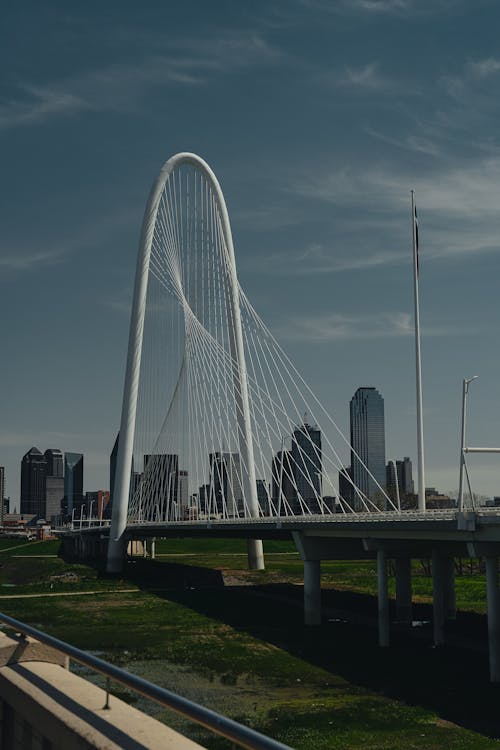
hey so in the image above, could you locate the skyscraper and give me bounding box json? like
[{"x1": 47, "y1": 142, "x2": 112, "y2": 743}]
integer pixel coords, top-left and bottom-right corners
[
  {"x1": 44, "y1": 448, "x2": 64, "y2": 522},
  {"x1": 143, "y1": 454, "x2": 179, "y2": 515},
  {"x1": 0, "y1": 467, "x2": 5, "y2": 522},
  {"x1": 256, "y1": 478, "x2": 270, "y2": 514},
  {"x1": 64, "y1": 453, "x2": 84, "y2": 516},
  {"x1": 386, "y1": 457, "x2": 414, "y2": 498},
  {"x1": 350, "y1": 387, "x2": 386, "y2": 504},
  {"x1": 338, "y1": 466, "x2": 353, "y2": 507},
  {"x1": 44, "y1": 449, "x2": 64, "y2": 478},
  {"x1": 179, "y1": 470, "x2": 188, "y2": 516},
  {"x1": 209, "y1": 453, "x2": 243, "y2": 517},
  {"x1": 271, "y1": 450, "x2": 297, "y2": 514},
  {"x1": 21, "y1": 447, "x2": 47, "y2": 516},
  {"x1": 291, "y1": 421, "x2": 322, "y2": 512}
]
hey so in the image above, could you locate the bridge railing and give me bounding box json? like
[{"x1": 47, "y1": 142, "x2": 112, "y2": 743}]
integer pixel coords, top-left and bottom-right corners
[{"x1": 0, "y1": 612, "x2": 291, "y2": 750}]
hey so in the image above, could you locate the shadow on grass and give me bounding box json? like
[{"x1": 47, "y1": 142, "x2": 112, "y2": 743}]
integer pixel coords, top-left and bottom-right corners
[{"x1": 104, "y1": 556, "x2": 500, "y2": 741}]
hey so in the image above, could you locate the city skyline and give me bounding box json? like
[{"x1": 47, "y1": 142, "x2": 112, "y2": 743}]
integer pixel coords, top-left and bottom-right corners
[{"x1": 3, "y1": 2, "x2": 500, "y2": 500}]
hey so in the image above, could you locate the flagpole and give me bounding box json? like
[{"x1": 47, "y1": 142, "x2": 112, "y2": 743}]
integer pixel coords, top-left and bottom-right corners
[{"x1": 411, "y1": 189, "x2": 426, "y2": 512}]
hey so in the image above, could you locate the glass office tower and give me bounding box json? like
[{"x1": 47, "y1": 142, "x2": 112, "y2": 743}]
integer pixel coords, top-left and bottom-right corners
[
  {"x1": 64, "y1": 452, "x2": 84, "y2": 516},
  {"x1": 350, "y1": 387, "x2": 386, "y2": 503}
]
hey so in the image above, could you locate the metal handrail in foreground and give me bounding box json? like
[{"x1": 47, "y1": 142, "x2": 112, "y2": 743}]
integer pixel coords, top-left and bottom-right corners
[{"x1": 0, "y1": 612, "x2": 291, "y2": 750}]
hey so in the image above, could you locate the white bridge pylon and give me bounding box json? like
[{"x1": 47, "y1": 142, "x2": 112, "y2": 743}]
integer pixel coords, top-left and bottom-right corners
[{"x1": 107, "y1": 152, "x2": 395, "y2": 573}]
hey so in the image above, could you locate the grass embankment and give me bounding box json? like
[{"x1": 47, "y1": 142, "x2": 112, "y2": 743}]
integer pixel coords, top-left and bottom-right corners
[{"x1": 0, "y1": 538, "x2": 496, "y2": 749}]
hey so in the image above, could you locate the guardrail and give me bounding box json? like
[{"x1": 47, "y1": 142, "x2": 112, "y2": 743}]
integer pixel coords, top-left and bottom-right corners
[
  {"x1": 0, "y1": 612, "x2": 291, "y2": 750},
  {"x1": 126, "y1": 509, "x2": 462, "y2": 526},
  {"x1": 66, "y1": 507, "x2": 500, "y2": 533}
]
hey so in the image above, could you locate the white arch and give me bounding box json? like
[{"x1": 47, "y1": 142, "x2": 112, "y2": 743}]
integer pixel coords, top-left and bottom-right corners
[{"x1": 107, "y1": 153, "x2": 263, "y2": 572}]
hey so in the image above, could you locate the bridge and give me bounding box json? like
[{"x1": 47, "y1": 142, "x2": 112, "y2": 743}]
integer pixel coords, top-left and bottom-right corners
[{"x1": 64, "y1": 152, "x2": 500, "y2": 683}]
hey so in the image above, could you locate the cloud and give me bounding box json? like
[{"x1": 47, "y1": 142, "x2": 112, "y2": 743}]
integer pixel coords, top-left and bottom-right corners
[
  {"x1": 467, "y1": 57, "x2": 500, "y2": 79},
  {"x1": 318, "y1": 62, "x2": 407, "y2": 96},
  {"x1": 298, "y1": 0, "x2": 466, "y2": 16},
  {"x1": 365, "y1": 127, "x2": 442, "y2": 157},
  {"x1": 287, "y1": 155, "x2": 500, "y2": 259},
  {"x1": 260, "y1": 243, "x2": 404, "y2": 275},
  {"x1": 0, "y1": 32, "x2": 284, "y2": 130},
  {"x1": 342, "y1": 0, "x2": 412, "y2": 13},
  {"x1": 440, "y1": 55, "x2": 500, "y2": 105},
  {"x1": 0, "y1": 57, "x2": 200, "y2": 130},
  {"x1": 0, "y1": 207, "x2": 135, "y2": 275},
  {"x1": 274, "y1": 310, "x2": 459, "y2": 343},
  {"x1": 341, "y1": 63, "x2": 384, "y2": 88},
  {"x1": 0, "y1": 248, "x2": 70, "y2": 272},
  {"x1": 0, "y1": 86, "x2": 91, "y2": 129}
]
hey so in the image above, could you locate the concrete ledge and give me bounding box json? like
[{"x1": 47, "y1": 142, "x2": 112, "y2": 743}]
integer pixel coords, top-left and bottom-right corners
[
  {"x1": 0, "y1": 633, "x2": 205, "y2": 749},
  {"x1": 0, "y1": 631, "x2": 69, "y2": 669}
]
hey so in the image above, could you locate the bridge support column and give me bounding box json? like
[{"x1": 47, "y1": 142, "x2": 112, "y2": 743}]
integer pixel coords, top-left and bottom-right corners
[
  {"x1": 485, "y1": 556, "x2": 500, "y2": 683},
  {"x1": 304, "y1": 560, "x2": 321, "y2": 625},
  {"x1": 394, "y1": 558, "x2": 412, "y2": 625},
  {"x1": 443, "y1": 557, "x2": 456, "y2": 621},
  {"x1": 247, "y1": 539, "x2": 264, "y2": 570},
  {"x1": 377, "y1": 550, "x2": 389, "y2": 647},
  {"x1": 150, "y1": 538, "x2": 156, "y2": 560},
  {"x1": 432, "y1": 550, "x2": 446, "y2": 646}
]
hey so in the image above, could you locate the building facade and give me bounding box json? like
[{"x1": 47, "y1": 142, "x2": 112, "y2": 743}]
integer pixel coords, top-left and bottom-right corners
[
  {"x1": 20, "y1": 448, "x2": 47, "y2": 516},
  {"x1": 44, "y1": 449, "x2": 64, "y2": 478},
  {"x1": 386, "y1": 457, "x2": 414, "y2": 499},
  {"x1": 291, "y1": 421, "x2": 322, "y2": 512},
  {"x1": 0, "y1": 467, "x2": 5, "y2": 522},
  {"x1": 44, "y1": 449, "x2": 64, "y2": 522},
  {"x1": 209, "y1": 453, "x2": 243, "y2": 517},
  {"x1": 143, "y1": 454, "x2": 179, "y2": 517},
  {"x1": 271, "y1": 450, "x2": 297, "y2": 514},
  {"x1": 64, "y1": 453, "x2": 84, "y2": 517},
  {"x1": 350, "y1": 387, "x2": 386, "y2": 505},
  {"x1": 338, "y1": 466, "x2": 353, "y2": 507}
]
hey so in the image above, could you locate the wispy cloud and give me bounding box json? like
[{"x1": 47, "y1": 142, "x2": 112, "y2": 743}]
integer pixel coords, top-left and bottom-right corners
[
  {"x1": 290, "y1": 154, "x2": 500, "y2": 222},
  {"x1": 341, "y1": 63, "x2": 384, "y2": 88},
  {"x1": 0, "y1": 57, "x2": 200, "y2": 130},
  {"x1": 440, "y1": 55, "x2": 500, "y2": 112},
  {"x1": 0, "y1": 247, "x2": 70, "y2": 272},
  {"x1": 298, "y1": 0, "x2": 467, "y2": 16},
  {"x1": 274, "y1": 310, "x2": 460, "y2": 343},
  {"x1": 0, "y1": 208, "x2": 134, "y2": 275},
  {"x1": 342, "y1": 0, "x2": 411, "y2": 14},
  {"x1": 0, "y1": 86, "x2": 91, "y2": 129},
  {"x1": 259, "y1": 243, "x2": 404, "y2": 275},
  {"x1": 317, "y1": 61, "x2": 408, "y2": 96},
  {"x1": 365, "y1": 126, "x2": 442, "y2": 157},
  {"x1": 468, "y1": 57, "x2": 500, "y2": 79},
  {"x1": 0, "y1": 32, "x2": 284, "y2": 130},
  {"x1": 267, "y1": 148, "x2": 500, "y2": 276}
]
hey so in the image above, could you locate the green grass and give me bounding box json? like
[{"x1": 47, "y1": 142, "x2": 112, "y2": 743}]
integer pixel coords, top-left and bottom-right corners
[
  {"x1": 0, "y1": 587, "x2": 496, "y2": 750},
  {"x1": 154, "y1": 538, "x2": 295, "y2": 554},
  {"x1": 0, "y1": 541, "x2": 497, "y2": 748}
]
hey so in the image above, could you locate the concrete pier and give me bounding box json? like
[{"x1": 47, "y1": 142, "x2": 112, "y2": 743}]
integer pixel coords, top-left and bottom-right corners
[
  {"x1": 304, "y1": 559, "x2": 321, "y2": 625},
  {"x1": 247, "y1": 539, "x2": 265, "y2": 570}
]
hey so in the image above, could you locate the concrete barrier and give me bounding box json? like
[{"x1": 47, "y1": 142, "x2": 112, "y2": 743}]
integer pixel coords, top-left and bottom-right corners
[{"x1": 0, "y1": 631, "x2": 204, "y2": 749}]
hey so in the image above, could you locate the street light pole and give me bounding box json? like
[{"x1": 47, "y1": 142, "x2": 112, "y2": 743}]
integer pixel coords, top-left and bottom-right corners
[{"x1": 458, "y1": 376, "x2": 479, "y2": 512}]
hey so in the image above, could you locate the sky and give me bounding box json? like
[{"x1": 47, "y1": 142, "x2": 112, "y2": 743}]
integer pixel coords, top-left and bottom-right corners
[{"x1": 2, "y1": 0, "x2": 500, "y2": 506}]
